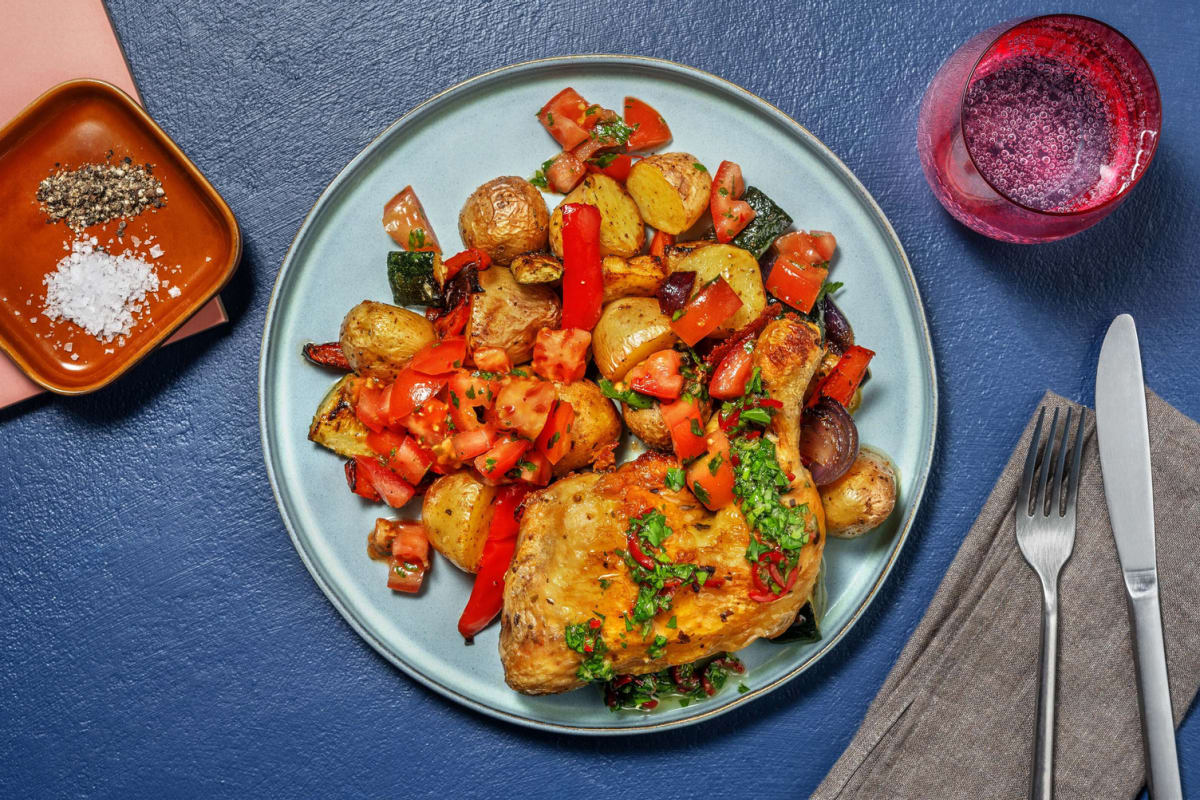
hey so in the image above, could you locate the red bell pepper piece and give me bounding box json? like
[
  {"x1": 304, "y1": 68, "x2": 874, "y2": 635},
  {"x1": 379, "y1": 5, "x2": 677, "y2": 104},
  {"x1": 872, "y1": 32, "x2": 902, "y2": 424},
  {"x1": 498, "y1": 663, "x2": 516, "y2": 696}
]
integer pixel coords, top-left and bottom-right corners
[
  {"x1": 765, "y1": 258, "x2": 829, "y2": 314},
  {"x1": 669, "y1": 276, "x2": 743, "y2": 346},
  {"x1": 441, "y1": 248, "x2": 491, "y2": 283},
  {"x1": 808, "y1": 345, "x2": 875, "y2": 408},
  {"x1": 625, "y1": 349, "x2": 684, "y2": 400},
  {"x1": 532, "y1": 327, "x2": 591, "y2": 383},
  {"x1": 457, "y1": 484, "x2": 531, "y2": 638},
  {"x1": 409, "y1": 337, "x2": 467, "y2": 376},
  {"x1": 535, "y1": 400, "x2": 575, "y2": 465},
  {"x1": 649, "y1": 230, "x2": 674, "y2": 258},
  {"x1": 382, "y1": 186, "x2": 440, "y2": 251},
  {"x1": 432, "y1": 297, "x2": 471, "y2": 338},
  {"x1": 302, "y1": 341, "x2": 351, "y2": 371},
  {"x1": 623, "y1": 97, "x2": 672, "y2": 151},
  {"x1": 660, "y1": 397, "x2": 707, "y2": 461},
  {"x1": 585, "y1": 152, "x2": 634, "y2": 182},
  {"x1": 559, "y1": 203, "x2": 604, "y2": 331},
  {"x1": 710, "y1": 161, "x2": 755, "y2": 243}
]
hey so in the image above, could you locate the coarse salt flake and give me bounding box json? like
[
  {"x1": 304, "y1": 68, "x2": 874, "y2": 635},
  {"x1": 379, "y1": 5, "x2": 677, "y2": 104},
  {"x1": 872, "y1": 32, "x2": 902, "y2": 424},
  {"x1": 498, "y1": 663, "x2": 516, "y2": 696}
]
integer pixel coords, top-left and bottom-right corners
[
  {"x1": 168, "y1": 286, "x2": 182, "y2": 298},
  {"x1": 148, "y1": 244, "x2": 164, "y2": 259},
  {"x1": 42, "y1": 240, "x2": 159, "y2": 342}
]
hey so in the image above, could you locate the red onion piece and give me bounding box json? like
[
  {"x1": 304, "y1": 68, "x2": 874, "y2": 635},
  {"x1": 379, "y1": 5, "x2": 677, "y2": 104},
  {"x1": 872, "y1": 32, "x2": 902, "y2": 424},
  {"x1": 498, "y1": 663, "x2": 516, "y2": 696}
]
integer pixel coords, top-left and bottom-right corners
[
  {"x1": 656, "y1": 271, "x2": 696, "y2": 315},
  {"x1": 822, "y1": 296, "x2": 854, "y2": 353},
  {"x1": 799, "y1": 396, "x2": 859, "y2": 486}
]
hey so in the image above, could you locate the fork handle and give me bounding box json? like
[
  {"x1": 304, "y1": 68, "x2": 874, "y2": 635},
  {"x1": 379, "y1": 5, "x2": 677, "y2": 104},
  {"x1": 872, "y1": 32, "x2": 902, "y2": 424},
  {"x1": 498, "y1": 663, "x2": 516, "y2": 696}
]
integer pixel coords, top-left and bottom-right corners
[
  {"x1": 1032, "y1": 584, "x2": 1059, "y2": 800},
  {"x1": 1126, "y1": 571, "x2": 1182, "y2": 800}
]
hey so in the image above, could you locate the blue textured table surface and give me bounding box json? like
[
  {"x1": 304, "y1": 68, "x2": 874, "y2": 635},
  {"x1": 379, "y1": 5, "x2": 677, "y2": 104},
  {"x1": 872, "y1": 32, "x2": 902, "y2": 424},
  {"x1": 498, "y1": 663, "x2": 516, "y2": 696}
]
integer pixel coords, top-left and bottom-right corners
[{"x1": 2, "y1": 1, "x2": 1198, "y2": 797}]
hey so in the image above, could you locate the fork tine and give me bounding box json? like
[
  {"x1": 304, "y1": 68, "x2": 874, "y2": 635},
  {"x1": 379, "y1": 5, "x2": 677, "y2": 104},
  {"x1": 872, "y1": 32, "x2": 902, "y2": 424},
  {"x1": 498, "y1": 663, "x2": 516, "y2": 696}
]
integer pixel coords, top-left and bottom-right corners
[
  {"x1": 1018, "y1": 407, "x2": 1046, "y2": 517},
  {"x1": 1050, "y1": 408, "x2": 1072, "y2": 516},
  {"x1": 1065, "y1": 408, "x2": 1087, "y2": 512},
  {"x1": 1036, "y1": 408, "x2": 1060, "y2": 515}
]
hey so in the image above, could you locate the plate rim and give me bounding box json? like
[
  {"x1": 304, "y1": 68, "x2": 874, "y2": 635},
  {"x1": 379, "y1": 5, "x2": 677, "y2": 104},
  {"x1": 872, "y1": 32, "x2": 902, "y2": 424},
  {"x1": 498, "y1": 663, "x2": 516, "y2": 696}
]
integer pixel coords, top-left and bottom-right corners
[{"x1": 258, "y1": 54, "x2": 938, "y2": 735}]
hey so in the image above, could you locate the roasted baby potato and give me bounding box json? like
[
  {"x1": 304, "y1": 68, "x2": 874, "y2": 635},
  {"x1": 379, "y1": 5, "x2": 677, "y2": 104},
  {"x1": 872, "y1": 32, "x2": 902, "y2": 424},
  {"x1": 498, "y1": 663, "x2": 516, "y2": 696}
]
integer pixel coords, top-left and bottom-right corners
[
  {"x1": 459, "y1": 176, "x2": 550, "y2": 266},
  {"x1": 308, "y1": 374, "x2": 374, "y2": 458},
  {"x1": 510, "y1": 251, "x2": 563, "y2": 284},
  {"x1": 339, "y1": 300, "x2": 437, "y2": 380},
  {"x1": 552, "y1": 380, "x2": 622, "y2": 476},
  {"x1": 660, "y1": 241, "x2": 715, "y2": 274},
  {"x1": 601, "y1": 254, "x2": 666, "y2": 303},
  {"x1": 820, "y1": 447, "x2": 898, "y2": 538},
  {"x1": 548, "y1": 174, "x2": 645, "y2": 259},
  {"x1": 671, "y1": 243, "x2": 767, "y2": 334},
  {"x1": 468, "y1": 266, "x2": 562, "y2": 364},
  {"x1": 422, "y1": 472, "x2": 499, "y2": 572},
  {"x1": 626, "y1": 153, "x2": 712, "y2": 235},
  {"x1": 591, "y1": 297, "x2": 678, "y2": 381}
]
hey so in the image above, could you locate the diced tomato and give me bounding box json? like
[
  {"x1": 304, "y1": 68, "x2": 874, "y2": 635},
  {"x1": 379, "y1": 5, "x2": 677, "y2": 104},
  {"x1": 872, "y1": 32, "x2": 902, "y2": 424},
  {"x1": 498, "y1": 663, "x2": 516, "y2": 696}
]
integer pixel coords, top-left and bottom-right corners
[
  {"x1": 560, "y1": 203, "x2": 604, "y2": 330},
  {"x1": 766, "y1": 258, "x2": 829, "y2": 314},
  {"x1": 585, "y1": 153, "x2": 634, "y2": 182},
  {"x1": 710, "y1": 161, "x2": 755, "y2": 243},
  {"x1": 625, "y1": 349, "x2": 683, "y2": 400},
  {"x1": 472, "y1": 346, "x2": 511, "y2": 374},
  {"x1": 382, "y1": 186, "x2": 439, "y2": 251},
  {"x1": 773, "y1": 230, "x2": 837, "y2": 266},
  {"x1": 808, "y1": 345, "x2": 875, "y2": 408},
  {"x1": 545, "y1": 150, "x2": 587, "y2": 193},
  {"x1": 441, "y1": 248, "x2": 491, "y2": 283},
  {"x1": 410, "y1": 337, "x2": 467, "y2": 376},
  {"x1": 533, "y1": 327, "x2": 591, "y2": 383},
  {"x1": 354, "y1": 456, "x2": 416, "y2": 508},
  {"x1": 367, "y1": 430, "x2": 435, "y2": 485},
  {"x1": 402, "y1": 397, "x2": 451, "y2": 446},
  {"x1": 448, "y1": 395, "x2": 486, "y2": 432},
  {"x1": 670, "y1": 277, "x2": 744, "y2": 346},
  {"x1": 537, "y1": 88, "x2": 591, "y2": 149},
  {"x1": 387, "y1": 369, "x2": 448, "y2": 424},
  {"x1": 516, "y1": 450, "x2": 552, "y2": 486},
  {"x1": 661, "y1": 397, "x2": 707, "y2": 461},
  {"x1": 451, "y1": 426, "x2": 496, "y2": 461},
  {"x1": 345, "y1": 459, "x2": 380, "y2": 502},
  {"x1": 355, "y1": 380, "x2": 390, "y2": 433},
  {"x1": 709, "y1": 343, "x2": 754, "y2": 399},
  {"x1": 448, "y1": 371, "x2": 497, "y2": 409},
  {"x1": 475, "y1": 436, "x2": 532, "y2": 484},
  {"x1": 623, "y1": 97, "x2": 671, "y2": 151},
  {"x1": 686, "y1": 430, "x2": 735, "y2": 510},
  {"x1": 649, "y1": 229, "x2": 674, "y2": 258},
  {"x1": 457, "y1": 484, "x2": 530, "y2": 638},
  {"x1": 492, "y1": 378, "x2": 557, "y2": 439},
  {"x1": 386, "y1": 521, "x2": 430, "y2": 593},
  {"x1": 535, "y1": 400, "x2": 575, "y2": 465}
]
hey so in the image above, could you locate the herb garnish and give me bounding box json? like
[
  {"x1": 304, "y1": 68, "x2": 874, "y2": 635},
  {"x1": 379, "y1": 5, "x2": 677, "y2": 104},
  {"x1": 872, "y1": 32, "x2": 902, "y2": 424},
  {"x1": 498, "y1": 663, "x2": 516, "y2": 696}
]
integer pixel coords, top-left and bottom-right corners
[
  {"x1": 529, "y1": 157, "x2": 556, "y2": 189},
  {"x1": 615, "y1": 510, "x2": 714, "y2": 634},
  {"x1": 604, "y1": 654, "x2": 745, "y2": 711},
  {"x1": 591, "y1": 119, "x2": 636, "y2": 147},
  {"x1": 664, "y1": 467, "x2": 686, "y2": 491},
  {"x1": 732, "y1": 436, "x2": 812, "y2": 580},
  {"x1": 407, "y1": 228, "x2": 427, "y2": 249},
  {"x1": 598, "y1": 378, "x2": 654, "y2": 410},
  {"x1": 565, "y1": 618, "x2": 614, "y2": 682}
]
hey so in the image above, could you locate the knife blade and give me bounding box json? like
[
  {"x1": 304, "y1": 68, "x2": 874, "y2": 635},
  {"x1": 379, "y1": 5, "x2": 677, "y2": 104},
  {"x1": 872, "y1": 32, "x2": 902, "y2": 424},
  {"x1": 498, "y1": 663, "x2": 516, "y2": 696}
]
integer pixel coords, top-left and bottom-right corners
[
  {"x1": 1095, "y1": 313, "x2": 1156, "y2": 573},
  {"x1": 1095, "y1": 313, "x2": 1182, "y2": 800}
]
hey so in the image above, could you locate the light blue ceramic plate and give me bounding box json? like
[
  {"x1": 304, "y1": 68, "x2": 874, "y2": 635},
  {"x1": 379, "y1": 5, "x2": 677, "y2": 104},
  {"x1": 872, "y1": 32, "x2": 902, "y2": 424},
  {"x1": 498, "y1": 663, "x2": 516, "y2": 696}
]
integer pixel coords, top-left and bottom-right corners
[{"x1": 259, "y1": 56, "x2": 937, "y2": 734}]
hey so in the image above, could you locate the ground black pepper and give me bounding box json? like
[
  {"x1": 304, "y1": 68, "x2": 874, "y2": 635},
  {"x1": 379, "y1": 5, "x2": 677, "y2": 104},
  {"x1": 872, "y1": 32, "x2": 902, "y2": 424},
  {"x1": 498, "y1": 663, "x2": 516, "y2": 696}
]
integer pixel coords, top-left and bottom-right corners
[{"x1": 36, "y1": 155, "x2": 166, "y2": 233}]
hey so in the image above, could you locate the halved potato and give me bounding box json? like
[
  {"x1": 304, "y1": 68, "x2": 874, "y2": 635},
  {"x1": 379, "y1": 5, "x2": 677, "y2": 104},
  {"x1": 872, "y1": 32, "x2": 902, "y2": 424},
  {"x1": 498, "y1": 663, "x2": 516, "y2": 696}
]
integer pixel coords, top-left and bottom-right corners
[
  {"x1": 601, "y1": 254, "x2": 666, "y2": 303},
  {"x1": 308, "y1": 374, "x2": 373, "y2": 458},
  {"x1": 819, "y1": 447, "x2": 898, "y2": 538},
  {"x1": 591, "y1": 297, "x2": 677, "y2": 381},
  {"x1": 552, "y1": 380, "x2": 622, "y2": 476},
  {"x1": 670, "y1": 243, "x2": 767, "y2": 335},
  {"x1": 339, "y1": 300, "x2": 436, "y2": 380},
  {"x1": 467, "y1": 266, "x2": 561, "y2": 364},
  {"x1": 422, "y1": 472, "x2": 499, "y2": 572},
  {"x1": 626, "y1": 153, "x2": 711, "y2": 234},
  {"x1": 548, "y1": 174, "x2": 645, "y2": 259}
]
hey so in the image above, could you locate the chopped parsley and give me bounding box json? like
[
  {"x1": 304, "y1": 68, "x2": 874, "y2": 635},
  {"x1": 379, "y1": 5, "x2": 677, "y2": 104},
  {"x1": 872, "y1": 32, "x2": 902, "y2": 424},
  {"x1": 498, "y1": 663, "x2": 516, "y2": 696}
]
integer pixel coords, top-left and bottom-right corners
[
  {"x1": 565, "y1": 618, "x2": 614, "y2": 682},
  {"x1": 693, "y1": 162, "x2": 707, "y2": 173},
  {"x1": 732, "y1": 436, "x2": 812, "y2": 569},
  {"x1": 589, "y1": 151, "x2": 621, "y2": 168},
  {"x1": 591, "y1": 118, "x2": 636, "y2": 147},
  {"x1": 647, "y1": 634, "x2": 669, "y2": 659},
  {"x1": 598, "y1": 378, "x2": 654, "y2": 410},
  {"x1": 604, "y1": 654, "x2": 745, "y2": 711},
  {"x1": 616, "y1": 510, "x2": 714, "y2": 631},
  {"x1": 664, "y1": 467, "x2": 686, "y2": 491},
  {"x1": 666, "y1": 615, "x2": 677, "y2": 629},
  {"x1": 529, "y1": 156, "x2": 555, "y2": 189}
]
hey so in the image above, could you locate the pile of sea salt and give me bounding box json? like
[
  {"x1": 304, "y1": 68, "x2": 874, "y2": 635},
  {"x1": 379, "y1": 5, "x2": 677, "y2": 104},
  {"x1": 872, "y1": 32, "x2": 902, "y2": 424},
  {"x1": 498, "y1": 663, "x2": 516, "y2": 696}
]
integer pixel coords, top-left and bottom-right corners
[{"x1": 42, "y1": 238, "x2": 159, "y2": 342}]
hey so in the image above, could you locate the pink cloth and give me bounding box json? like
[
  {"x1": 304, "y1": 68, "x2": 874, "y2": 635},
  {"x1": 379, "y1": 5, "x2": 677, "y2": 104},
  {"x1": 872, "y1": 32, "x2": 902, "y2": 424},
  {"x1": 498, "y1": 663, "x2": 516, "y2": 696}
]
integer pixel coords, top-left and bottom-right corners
[{"x1": 0, "y1": 0, "x2": 228, "y2": 406}]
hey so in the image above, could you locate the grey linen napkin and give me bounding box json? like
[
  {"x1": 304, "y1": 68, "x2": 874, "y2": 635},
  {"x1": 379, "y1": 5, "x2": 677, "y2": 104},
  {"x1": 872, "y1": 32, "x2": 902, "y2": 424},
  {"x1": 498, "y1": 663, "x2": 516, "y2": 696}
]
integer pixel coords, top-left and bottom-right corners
[{"x1": 813, "y1": 390, "x2": 1200, "y2": 800}]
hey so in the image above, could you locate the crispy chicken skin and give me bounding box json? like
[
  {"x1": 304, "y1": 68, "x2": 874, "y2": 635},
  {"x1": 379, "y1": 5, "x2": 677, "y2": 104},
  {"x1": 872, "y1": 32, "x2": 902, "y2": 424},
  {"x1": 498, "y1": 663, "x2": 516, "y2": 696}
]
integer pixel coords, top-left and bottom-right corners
[{"x1": 499, "y1": 314, "x2": 826, "y2": 696}]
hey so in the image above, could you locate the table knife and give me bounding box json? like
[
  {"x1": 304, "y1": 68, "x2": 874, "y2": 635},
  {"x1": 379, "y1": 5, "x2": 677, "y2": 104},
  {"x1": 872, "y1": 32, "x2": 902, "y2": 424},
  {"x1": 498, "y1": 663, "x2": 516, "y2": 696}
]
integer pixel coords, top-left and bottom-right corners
[{"x1": 1095, "y1": 314, "x2": 1182, "y2": 800}]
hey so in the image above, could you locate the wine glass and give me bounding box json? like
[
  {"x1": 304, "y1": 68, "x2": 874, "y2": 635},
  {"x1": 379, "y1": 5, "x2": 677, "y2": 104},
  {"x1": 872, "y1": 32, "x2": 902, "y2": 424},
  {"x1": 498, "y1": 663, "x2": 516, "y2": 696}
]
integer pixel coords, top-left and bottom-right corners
[{"x1": 917, "y1": 15, "x2": 1161, "y2": 243}]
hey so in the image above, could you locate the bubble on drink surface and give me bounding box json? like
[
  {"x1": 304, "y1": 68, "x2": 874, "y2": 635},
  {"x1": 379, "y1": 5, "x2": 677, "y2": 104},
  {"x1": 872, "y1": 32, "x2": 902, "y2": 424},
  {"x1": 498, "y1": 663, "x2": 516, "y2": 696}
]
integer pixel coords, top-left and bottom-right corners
[{"x1": 963, "y1": 55, "x2": 1114, "y2": 212}]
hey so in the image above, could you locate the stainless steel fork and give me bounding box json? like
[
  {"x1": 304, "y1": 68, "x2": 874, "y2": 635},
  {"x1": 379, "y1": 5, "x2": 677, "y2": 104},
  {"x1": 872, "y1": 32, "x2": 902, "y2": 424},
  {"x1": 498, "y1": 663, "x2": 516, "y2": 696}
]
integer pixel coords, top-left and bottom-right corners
[{"x1": 1015, "y1": 406, "x2": 1087, "y2": 800}]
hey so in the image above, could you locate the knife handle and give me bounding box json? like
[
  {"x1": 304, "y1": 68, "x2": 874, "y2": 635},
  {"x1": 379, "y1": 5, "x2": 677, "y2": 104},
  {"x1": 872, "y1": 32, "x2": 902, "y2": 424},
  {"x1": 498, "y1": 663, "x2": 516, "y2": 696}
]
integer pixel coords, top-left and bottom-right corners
[{"x1": 1125, "y1": 570, "x2": 1182, "y2": 800}]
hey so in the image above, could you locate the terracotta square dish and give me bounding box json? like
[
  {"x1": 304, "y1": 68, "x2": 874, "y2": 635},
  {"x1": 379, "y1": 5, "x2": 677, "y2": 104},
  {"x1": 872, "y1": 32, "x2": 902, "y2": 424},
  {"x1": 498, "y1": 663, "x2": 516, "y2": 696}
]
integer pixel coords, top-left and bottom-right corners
[{"x1": 0, "y1": 79, "x2": 240, "y2": 394}]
